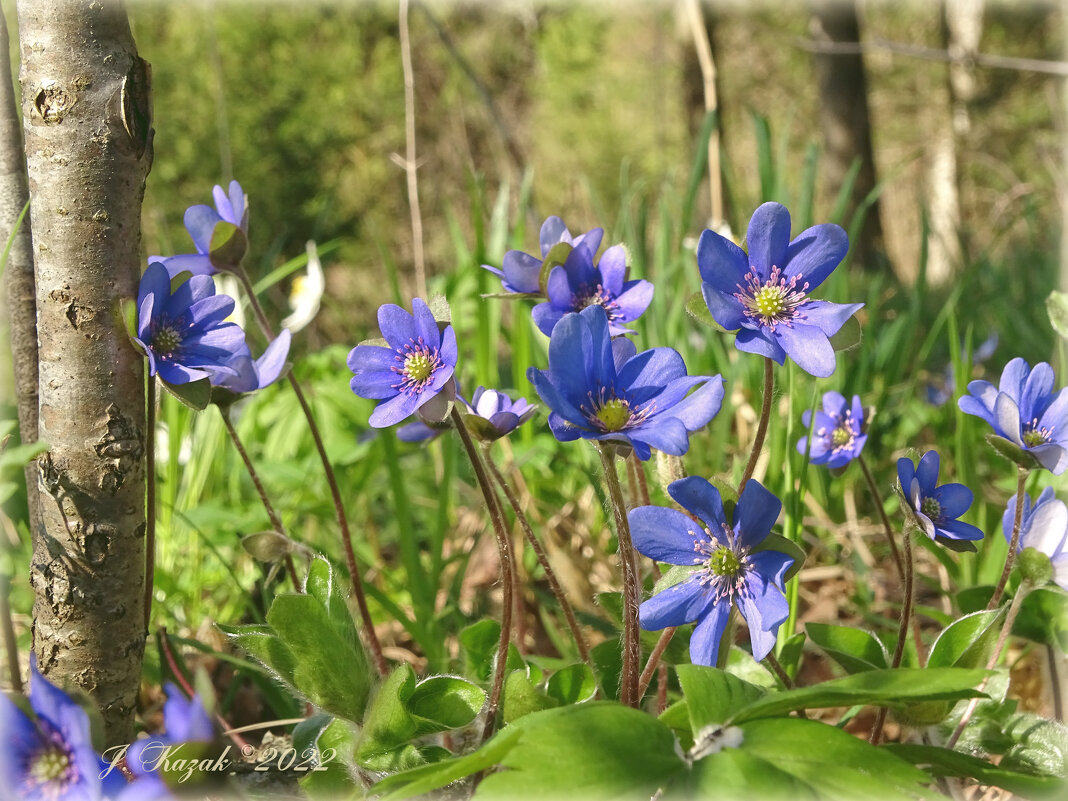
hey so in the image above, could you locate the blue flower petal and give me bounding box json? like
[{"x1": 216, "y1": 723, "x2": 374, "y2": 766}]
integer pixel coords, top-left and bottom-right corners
[
  {"x1": 663, "y1": 376, "x2": 725, "y2": 432},
  {"x1": 539, "y1": 216, "x2": 569, "y2": 254},
  {"x1": 184, "y1": 204, "x2": 220, "y2": 254},
  {"x1": 701, "y1": 284, "x2": 745, "y2": 331},
  {"x1": 897, "y1": 457, "x2": 916, "y2": 491},
  {"x1": 821, "y1": 391, "x2": 847, "y2": 416},
  {"x1": 347, "y1": 344, "x2": 395, "y2": 373},
  {"x1": 998, "y1": 358, "x2": 1030, "y2": 399},
  {"x1": 187, "y1": 294, "x2": 235, "y2": 328},
  {"x1": 667, "y1": 476, "x2": 727, "y2": 534},
  {"x1": 1030, "y1": 442, "x2": 1068, "y2": 475},
  {"x1": 629, "y1": 505, "x2": 708, "y2": 564},
  {"x1": 696, "y1": 228, "x2": 749, "y2": 291},
  {"x1": 639, "y1": 577, "x2": 710, "y2": 631},
  {"x1": 735, "y1": 327, "x2": 786, "y2": 363},
  {"x1": 937, "y1": 518, "x2": 985, "y2": 542},
  {"x1": 377, "y1": 304, "x2": 417, "y2": 351},
  {"x1": 916, "y1": 451, "x2": 940, "y2": 493},
  {"x1": 994, "y1": 393, "x2": 1024, "y2": 445},
  {"x1": 782, "y1": 223, "x2": 848, "y2": 289},
  {"x1": 368, "y1": 390, "x2": 423, "y2": 428},
  {"x1": 631, "y1": 417, "x2": 691, "y2": 457},
  {"x1": 958, "y1": 380, "x2": 998, "y2": 425},
  {"x1": 614, "y1": 279, "x2": 654, "y2": 326},
  {"x1": 688, "y1": 600, "x2": 732, "y2": 667},
  {"x1": 734, "y1": 480, "x2": 781, "y2": 549},
  {"x1": 933, "y1": 483, "x2": 973, "y2": 520},
  {"x1": 546, "y1": 412, "x2": 585, "y2": 442},
  {"x1": 616, "y1": 347, "x2": 686, "y2": 393},
  {"x1": 579, "y1": 306, "x2": 617, "y2": 388},
  {"x1": 800, "y1": 300, "x2": 863, "y2": 338},
  {"x1": 738, "y1": 566, "x2": 790, "y2": 661},
  {"x1": 772, "y1": 322, "x2": 836, "y2": 378},
  {"x1": 531, "y1": 300, "x2": 564, "y2": 337},
  {"x1": 500, "y1": 250, "x2": 542, "y2": 294},
  {"x1": 745, "y1": 202, "x2": 792, "y2": 277},
  {"x1": 1021, "y1": 362, "x2": 1056, "y2": 419},
  {"x1": 597, "y1": 245, "x2": 627, "y2": 296},
  {"x1": 527, "y1": 367, "x2": 588, "y2": 428}
]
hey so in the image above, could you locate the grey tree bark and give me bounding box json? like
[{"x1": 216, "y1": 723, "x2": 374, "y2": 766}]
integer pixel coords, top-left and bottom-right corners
[
  {"x1": 1, "y1": 9, "x2": 41, "y2": 539},
  {"x1": 16, "y1": 0, "x2": 152, "y2": 744},
  {"x1": 809, "y1": 0, "x2": 885, "y2": 270}
]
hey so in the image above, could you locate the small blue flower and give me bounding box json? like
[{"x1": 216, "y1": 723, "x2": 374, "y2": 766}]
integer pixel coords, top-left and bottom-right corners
[
  {"x1": 897, "y1": 451, "x2": 984, "y2": 547},
  {"x1": 0, "y1": 657, "x2": 122, "y2": 801},
  {"x1": 797, "y1": 392, "x2": 867, "y2": 468},
  {"x1": 348, "y1": 299, "x2": 458, "y2": 428},
  {"x1": 132, "y1": 262, "x2": 247, "y2": 386},
  {"x1": 1003, "y1": 488, "x2": 1068, "y2": 591},
  {"x1": 463, "y1": 387, "x2": 537, "y2": 441},
  {"x1": 153, "y1": 181, "x2": 248, "y2": 277},
  {"x1": 526, "y1": 306, "x2": 724, "y2": 461},
  {"x1": 958, "y1": 357, "x2": 1068, "y2": 474},
  {"x1": 630, "y1": 477, "x2": 794, "y2": 666},
  {"x1": 531, "y1": 242, "x2": 654, "y2": 337},
  {"x1": 210, "y1": 329, "x2": 292, "y2": 395},
  {"x1": 697, "y1": 202, "x2": 863, "y2": 377},
  {"x1": 483, "y1": 216, "x2": 603, "y2": 295}
]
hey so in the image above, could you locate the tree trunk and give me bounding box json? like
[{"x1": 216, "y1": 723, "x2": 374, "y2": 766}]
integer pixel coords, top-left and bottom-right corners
[
  {"x1": 16, "y1": 0, "x2": 152, "y2": 744},
  {"x1": 1, "y1": 9, "x2": 42, "y2": 541},
  {"x1": 809, "y1": 0, "x2": 884, "y2": 270}
]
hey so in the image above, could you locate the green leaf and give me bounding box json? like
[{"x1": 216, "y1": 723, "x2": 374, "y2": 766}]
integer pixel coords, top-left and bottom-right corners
[
  {"x1": 266, "y1": 593, "x2": 374, "y2": 723},
  {"x1": 984, "y1": 433, "x2": 1040, "y2": 471},
  {"x1": 545, "y1": 663, "x2": 597, "y2": 705},
  {"x1": 590, "y1": 638, "x2": 622, "y2": 701},
  {"x1": 829, "y1": 314, "x2": 862, "y2": 352},
  {"x1": 209, "y1": 220, "x2": 247, "y2": 269},
  {"x1": 681, "y1": 748, "x2": 816, "y2": 800},
  {"x1": 459, "y1": 620, "x2": 524, "y2": 682},
  {"x1": 651, "y1": 565, "x2": 699, "y2": 595},
  {"x1": 1013, "y1": 587, "x2": 1068, "y2": 649},
  {"x1": 676, "y1": 665, "x2": 765, "y2": 732},
  {"x1": 806, "y1": 623, "x2": 888, "y2": 674},
  {"x1": 725, "y1": 668, "x2": 989, "y2": 724},
  {"x1": 120, "y1": 297, "x2": 139, "y2": 341},
  {"x1": 406, "y1": 675, "x2": 485, "y2": 731},
  {"x1": 887, "y1": 742, "x2": 1067, "y2": 798},
  {"x1": 304, "y1": 557, "x2": 362, "y2": 656},
  {"x1": 159, "y1": 377, "x2": 211, "y2": 411},
  {"x1": 750, "y1": 533, "x2": 805, "y2": 582},
  {"x1": 1047, "y1": 290, "x2": 1068, "y2": 340},
  {"x1": 777, "y1": 631, "x2": 806, "y2": 676},
  {"x1": 502, "y1": 670, "x2": 559, "y2": 724},
  {"x1": 731, "y1": 717, "x2": 937, "y2": 801},
  {"x1": 0, "y1": 440, "x2": 50, "y2": 471},
  {"x1": 356, "y1": 665, "x2": 423, "y2": 772},
  {"x1": 216, "y1": 623, "x2": 299, "y2": 687},
  {"x1": 169, "y1": 270, "x2": 193, "y2": 293},
  {"x1": 927, "y1": 608, "x2": 1005, "y2": 669},
  {"x1": 999, "y1": 713, "x2": 1068, "y2": 779},
  {"x1": 477, "y1": 703, "x2": 686, "y2": 800},
  {"x1": 685, "y1": 290, "x2": 734, "y2": 333},
  {"x1": 294, "y1": 716, "x2": 360, "y2": 799}
]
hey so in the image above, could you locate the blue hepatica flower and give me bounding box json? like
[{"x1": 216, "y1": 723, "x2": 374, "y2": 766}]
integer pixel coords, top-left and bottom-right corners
[
  {"x1": 0, "y1": 656, "x2": 126, "y2": 801},
  {"x1": 210, "y1": 328, "x2": 291, "y2": 395},
  {"x1": 531, "y1": 241, "x2": 654, "y2": 337},
  {"x1": 483, "y1": 215, "x2": 603, "y2": 295},
  {"x1": 348, "y1": 299, "x2": 458, "y2": 428},
  {"x1": 630, "y1": 477, "x2": 793, "y2": 666},
  {"x1": 153, "y1": 181, "x2": 248, "y2": 277},
  {"x1": 697, "y1": 202, "x2": 863, "y2": 377},
  {"x1": 958, "y1": 357, "x2": 1068, "y2": 475},
  {"x1": 463, "y1": 386, "x2": 537, "y2": 442},
  {"x1": 897, "y1": 450, "x2": 984, "y2": 548},
  {"x1": 797, "y1": 391, "x2": 867, "y2": 469},
  {"x1": 132, "y1": 261, "x2": 247, "y2": 386},
  {"x1": 526, "y1": 306, "x2": 724, "y2": 461},
  {"x1": 1003, "y1": 488, "x2": 1068, "y2": 591}
]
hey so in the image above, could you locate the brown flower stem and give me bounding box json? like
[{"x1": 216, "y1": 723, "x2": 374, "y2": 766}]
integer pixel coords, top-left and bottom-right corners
[
  {"x1": 637, "y1": 627, "x2": 676, "y2": 701},
  {"x1": 857, "y1": 453, "x2": 905, "y2": 581},
  {"x1": 764, "y1": 651, "x2": 795, "y2": 689},
  {"x1": 482, "y1": 445, "x2": 592, "y2": 667},
  {"x1": 144, "y1": 376, "x2": 156, "y2": 628},
  {"x1": 629, "y1": 452, "x2": 651, "y2": 507},
  {"x1": 233, "y1": 268, "x2": 387, "y2": 676},
  {"x1": 219, "y1": 408, "x2": 301, "y2": 592},
  {"x1": 740, "y1": 358, "x2": 774, "y2": 494},
  {"x1": 597, "y1": 445, "x2": 642, "y2": 708},
  {"x1": 871, "y1": 524, "x2": 915, "y2": 745},
  {"x1": 451, "y1": 409, "x2": 514, "y2": 743},
  {"x1": 988, "y1": 468, "x2": 1029, "y2": 610},
  {"x1": 947, "y1": 580, "x2": 1032, "y2": 749}
]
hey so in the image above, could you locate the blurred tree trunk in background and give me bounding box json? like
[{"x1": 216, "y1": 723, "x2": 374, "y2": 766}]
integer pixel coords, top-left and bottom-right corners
[
  {"x1": 1, "y1": 9, "x2": 42, "y2": 540},
  {"x1": 809, "y1": 0, "x2": 884, "y2": 270},
  {"x1": 17, "y1": 0, "x2": 152, "y2": 744}
]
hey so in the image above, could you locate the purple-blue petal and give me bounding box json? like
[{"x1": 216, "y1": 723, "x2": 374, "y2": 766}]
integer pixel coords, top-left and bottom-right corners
[
  {"x1": 667, "y1": 476, "x2": 727, "y2": 534},
  {"x1": 781, "y1": 223, "x2": 848, "y2": 288},
  {"x1": 500, "y1": 250, "x2": 542, "y2": 294},
  {"x1": 916, "y1": 450, "x2": 941, "y2": 492},
  {"x1": 688, "y1": 600, "x2": 733, "y2": 667},
  {"x1": 734, "y1": 479, "x2": 781, "y2": 549},
  {"x1": 745, "y1": 202, "x2": 792, "y2": 277},
  {"x1": 629, "y1": 505, "x2": 707, "y2": 564},
  {"x1": 772, "y1": 322, "x2": 836, "y2": 377},
  {"x1": 615, "y1": 347, "x2": 686, "y2": 393},
  {"x1": 630, "y1": 416, "x2": 691, "y2": 457},
  {"x1": 664, "y1": 375, "x2": 725, "y2": 432},
  {"x1": 701, "y1": 284, "x2": 745, "y2": 331},
  {"x1": 933, "y1": 483, "x2": 973, "y2": 521},
  {"x1": 614, "y1": 279, "x2": 654, "y2": 324},
  {"x1": 800, "y1": 300, "x2": 864, "y2": 338},
  {"x1": 184, "y1": 204, "x2": 221, "y2": 254},
  {"x1": 532, "y1": 300, "x2": 565, "y2": 337},
  {"x1": 735, "y1": 327, "x2": 787, "y2": 363},
  {"x1": 696, "y1": 228, "x2": 750, "y2": 290},
  {"x1": 377, "y1": 304, "x2": 418, "y2": 350},
  {"x1": 597, "y1": 245, "x2": 627, "y2": 296},
  {"x1": 368, "y1": 390, "x2": 423, "y2": 428},
  {"x1": 937, "y1": 518, "x2": 985, "y2": 542},
  {"x1": 639, "y1": 577, "x2": 712, "y2": 631}
]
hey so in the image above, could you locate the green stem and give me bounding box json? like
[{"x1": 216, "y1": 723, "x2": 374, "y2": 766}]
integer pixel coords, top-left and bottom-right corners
[
  {"x1": 219, "y1": 408, "x2": 301, "y2": 592},
  {"x1": 483, "y1": 446, "x2": 591, "y2": 667},
  {"x1": 871, "y1": 524, "x2": 915, "y2": 745},
  {"x1": 450, "y1": 409, "x2": 514, "y2": 742},
  {"x1": 596, "y1": 444, "x2": 642, "y2": 707},
  {"x1": 144, "y1": 376, "x2": 156, "y2": 628},
  {"x1": 988, "y1": 469, "x2": 1029, "y2": 610},
  {"x1": 858, "y1": 453, "x2": 905, "y2": 582},
  {"x1": 233, "y1": 267, "x2": 387, "y2": 676},
  {"x1": 0, "y1": 574, "x2": 22, "y2": 693},
  {"x1": 740, "y1": 357, "x2": 774, "y2": 494},
  {"x1": 947, "y1": 581, "x2": 1032, "y2": 749}
]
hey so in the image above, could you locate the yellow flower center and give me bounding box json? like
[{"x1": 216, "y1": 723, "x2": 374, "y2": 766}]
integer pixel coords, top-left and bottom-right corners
[
  {"x1": 831, "y1": 426, "x2": 852, "y2": 447},
  {"x1": 404, "y1": 352, "x2": 434, "y2": 383},
  {"x1": 153, "y1": 326, "x2": 181, "y2": 355},
  {"x1": 708, "y1": 546, "x2": 741, "y2": 577},
  {"x1": 1023, "y1": 429, "x2": 1047, "y2": 447},
  {"x1": 596, "y1": 398, "x2": 631, "y2": 432},
  {"x1": 753, "y1": 286, "x2": 786, "y2": 319},
  {"x1": 30, "y1": 747, "x2": 71, "y2": 785}
]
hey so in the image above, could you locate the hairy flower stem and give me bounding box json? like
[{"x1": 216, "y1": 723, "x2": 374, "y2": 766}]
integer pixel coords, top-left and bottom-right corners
[
  {"x1": 451, "y1": 409, "x2": 514, "y2": 742},
  {"x1": 947, "y1": 580, "x2": 1032, "y2": 749},
  {"x1": 988, "y1": 469, "x2": 1030, "y2": 610},
  {"x1": 597, "y1": 445, "x2": 642, "y2": 707},
  {"x1": 482, "y1": 446, "x2": 592, "y2": 667},
  {"x1": 637, "y1": 627, "x2": 676, "y2": 700},
  {"x1": 145, "y1": 377, "x2": 157, "y2": 629},
  {"x1": 871, "y1": 524, "x2": 916, "y2": 745},
  {"x1": 740, "y1": 358, "x2": 774, "y2": 494},
  {"x1": 233, "y1": 268, "x2": 387, "y2": 676},
  {"x1": 219, "y1": 409, "x2": 301, "y2": 592},
  {"x1": 764, "y1": 651, "x2": 795, "y2": 690},
  {"x1": 857, "y1": 454, "x2": 905, "y2": 581}
]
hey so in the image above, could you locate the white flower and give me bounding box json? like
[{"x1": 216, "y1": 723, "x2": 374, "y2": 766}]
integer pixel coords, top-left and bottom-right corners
[
  {"x1": 215, "y1": 273, "x2": 246, "y2": 330},
  {"x1": 282, "y1": 240, "x2": 324, "y2": 332}
]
